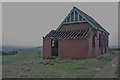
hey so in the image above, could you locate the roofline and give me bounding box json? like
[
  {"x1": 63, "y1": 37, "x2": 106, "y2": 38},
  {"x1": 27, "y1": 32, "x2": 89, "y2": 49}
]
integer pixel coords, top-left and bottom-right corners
[
  {"x1": 56, "y1": 6, "x2": 110, "y2": 35},
  {"x1": 73, "y1": 6, "x2": 110, "y2": 35}
]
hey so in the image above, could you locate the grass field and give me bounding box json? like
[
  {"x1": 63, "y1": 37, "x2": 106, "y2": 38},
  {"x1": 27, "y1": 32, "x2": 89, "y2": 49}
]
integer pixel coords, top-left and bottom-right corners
[
  {"x1": 0, "y1": 56, "x2": 2, "y2": 78},
  {"x1": 115, "y1": 52, "x2": 120, "y2": 78},
  {"x1": 2, "y1": 51, "x2": 118, "y2": 78},
  {"x1": 2, "y1": 53, "x2": 41, "y2": 64}
]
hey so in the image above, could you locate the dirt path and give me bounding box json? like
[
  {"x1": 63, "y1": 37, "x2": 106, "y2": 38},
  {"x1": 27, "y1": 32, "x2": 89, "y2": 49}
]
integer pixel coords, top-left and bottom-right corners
[
  {"x1": 94, "y1": 56, "x2": 118, "y2": 78},
  {"x1": 0, "y1": 56, "x2": 2, "y2": 79}
]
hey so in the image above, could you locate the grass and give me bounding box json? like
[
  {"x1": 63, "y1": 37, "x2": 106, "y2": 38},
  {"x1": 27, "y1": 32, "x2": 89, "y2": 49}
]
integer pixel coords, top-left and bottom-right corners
[
  {"x1": 115, "y1": 62, "x2": 120, "y2": 78},
  {"x1": 118, "y1": 62, "x2": 120, "y2": 78},
  {"x1": 0, "y1": 56, "x2": 2, "y2": 64},
  {"x1": 115, "y1": 51, "x2": 120, "y2": 78},
  {"x1": 2, "y1": 52, "x2": 40, "y2": 64},
  {"x1": 2, "y1": 51, "x2": 118, "y2": 78},
  {"x1": 17, "y1": 59, "x2": 96, "y2": 78}
]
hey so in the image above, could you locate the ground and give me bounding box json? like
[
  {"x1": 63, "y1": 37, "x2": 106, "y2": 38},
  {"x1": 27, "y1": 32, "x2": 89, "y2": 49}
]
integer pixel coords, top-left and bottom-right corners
[
  {"x1": 2, "y1": 51, "x2": 118, "y2": 78},
  {"x1": 0, "y1": 56, "x2": 2, "y2": 79},
  {"x1": 94, "y1": 56, "x2": 118, "y2": 78}
]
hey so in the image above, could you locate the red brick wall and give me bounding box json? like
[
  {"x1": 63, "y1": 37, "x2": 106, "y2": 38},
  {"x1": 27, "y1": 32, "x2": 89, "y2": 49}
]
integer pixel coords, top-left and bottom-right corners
[
  {"x1": 88, "y1": 29, "x2": 100, "y2": 58},
  {"x1": 43, "y1": 38, "x2": 51, "y2": 58},
  {"x1": 43, "y1": 22, "x2": 109, "y2": 59},
  {"x1": 88, "y1": 29, "x2": 94, "y2": 58},
  {"x1": 59, "y1": 23, "x2": 90, "y2": 31},
  {"x1": 99, "y1": 32, "x2": 109, "y2": 55},
  {"x1": 88, "y1": 29, "x2": 109, "y2": 58},
  {"x1": 58, "y1": 38, "x2": 89, "y2": 59}
]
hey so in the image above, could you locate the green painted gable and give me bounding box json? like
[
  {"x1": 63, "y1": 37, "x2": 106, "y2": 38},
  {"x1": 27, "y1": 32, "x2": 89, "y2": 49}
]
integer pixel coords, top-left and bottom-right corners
[{"x1": 56, "y1": 7, "x2": 109, "y2": 35}]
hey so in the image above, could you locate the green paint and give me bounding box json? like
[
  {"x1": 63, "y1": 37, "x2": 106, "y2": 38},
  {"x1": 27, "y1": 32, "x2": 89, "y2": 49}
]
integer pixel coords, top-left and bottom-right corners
[{"x1": 56, "y1": 7, "x2": 109, "y2": 35}]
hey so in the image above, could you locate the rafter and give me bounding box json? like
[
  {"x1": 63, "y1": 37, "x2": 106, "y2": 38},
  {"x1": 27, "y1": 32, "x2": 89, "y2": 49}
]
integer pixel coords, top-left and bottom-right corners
[{"x1": 45, "y1": 29, "x2": 90, "y2": 39}]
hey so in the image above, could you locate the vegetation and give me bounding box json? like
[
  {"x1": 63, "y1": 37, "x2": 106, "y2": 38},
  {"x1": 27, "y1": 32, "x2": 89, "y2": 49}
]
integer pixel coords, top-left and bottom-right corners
[
  {"x1": 2, "y1": 51, "x2": 118, "y2": 78},
  {"x1": 115, "y1": 51, "x2": 120, "y2": 78},
  {"x1": 118, "y1": 62, "x2": 120, "y2": 78},
  {"x1": 0, "y1": 56, "x2": 2, "y2": 64},
  {"x1": 2, "y1": 52, "x2": 40, "y2": 64},
  {"x1": 115, "y1": 62, "x2": 120, "y2": 78}
]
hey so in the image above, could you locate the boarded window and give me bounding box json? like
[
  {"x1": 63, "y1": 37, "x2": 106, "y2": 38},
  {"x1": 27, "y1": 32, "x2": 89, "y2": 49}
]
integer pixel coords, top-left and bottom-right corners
[
  {"x1": 106, "y1": 36, "x2": 108, "y2": 47},
  {"x1": 99, "y1": 33, "x2": 101, "y2": 47},
  {"x1": 92, "y1": 36, "x2": 95, "y2": 48}
]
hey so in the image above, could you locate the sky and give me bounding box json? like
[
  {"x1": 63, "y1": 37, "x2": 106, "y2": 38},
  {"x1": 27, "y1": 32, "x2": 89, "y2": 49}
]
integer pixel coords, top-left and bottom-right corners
[
  {"x1": 0, "y1": 2, "x2": 2, "y2": 50},
  {"x1": 1, "y1": 0, "x2": 119, "y2": 2},
  {"x1": 2, "y1": 2, "x2": 118, "y2": 48}
]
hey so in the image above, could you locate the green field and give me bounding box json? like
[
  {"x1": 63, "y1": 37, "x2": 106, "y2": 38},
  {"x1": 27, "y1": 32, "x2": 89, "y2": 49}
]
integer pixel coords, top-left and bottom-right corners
[
  {"x1": 2, "y1": 51, "x2": 118, "y2": 78},
  {"x1": 115, "y1": 52, "x2": 120, "y2": 78},
  {"x1": 2, "y1": 53, "x2": 41, "y2": 64}
]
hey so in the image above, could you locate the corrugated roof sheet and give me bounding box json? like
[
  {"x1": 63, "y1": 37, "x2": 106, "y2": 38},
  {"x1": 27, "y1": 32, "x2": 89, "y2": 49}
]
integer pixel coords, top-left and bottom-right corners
[{"x1": 45, "y1": 29, "x2": 89, "y2": 39}]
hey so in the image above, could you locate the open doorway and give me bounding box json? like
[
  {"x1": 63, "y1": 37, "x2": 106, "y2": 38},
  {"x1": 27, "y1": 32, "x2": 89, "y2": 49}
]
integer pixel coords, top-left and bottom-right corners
[{"x1": 51, "y1": 39, "x2": 58, "y2": 56}]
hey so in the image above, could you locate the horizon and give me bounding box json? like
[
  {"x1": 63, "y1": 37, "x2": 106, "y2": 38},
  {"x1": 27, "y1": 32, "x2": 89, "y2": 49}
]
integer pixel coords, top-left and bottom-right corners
[
  {"x1": 1, "y1": 44, "x2": 120, "y2": 48},
  {"x1": 0, "y1": 44, "x2": 120, "y2": 52},
  {"x1": 0, "y1": 45, "x2": 120, "y2": 52}
]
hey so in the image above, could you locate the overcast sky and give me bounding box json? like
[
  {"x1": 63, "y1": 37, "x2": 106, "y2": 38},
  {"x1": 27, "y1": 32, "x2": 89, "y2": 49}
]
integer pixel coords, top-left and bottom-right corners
[{"x1": 2, "y1": 2, "x2": 118, "y2": 47}]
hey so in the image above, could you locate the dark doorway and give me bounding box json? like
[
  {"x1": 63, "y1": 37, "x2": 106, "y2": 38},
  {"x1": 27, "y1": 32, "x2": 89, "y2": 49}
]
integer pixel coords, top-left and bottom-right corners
[{"x1": 51, "y1": 39, "x2": 58, "y2": 56}]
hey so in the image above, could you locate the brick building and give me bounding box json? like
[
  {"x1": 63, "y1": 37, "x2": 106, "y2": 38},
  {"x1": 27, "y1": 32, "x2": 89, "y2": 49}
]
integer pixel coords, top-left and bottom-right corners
[{"x1": 43, "y1": 7, "x2": 109, "y2": 59}]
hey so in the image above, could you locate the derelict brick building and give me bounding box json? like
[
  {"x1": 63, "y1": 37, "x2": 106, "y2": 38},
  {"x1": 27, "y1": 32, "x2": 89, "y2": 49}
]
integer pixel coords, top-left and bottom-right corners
[{"x1": 43, "y1": 7, "x2": 109, "y2": 59}]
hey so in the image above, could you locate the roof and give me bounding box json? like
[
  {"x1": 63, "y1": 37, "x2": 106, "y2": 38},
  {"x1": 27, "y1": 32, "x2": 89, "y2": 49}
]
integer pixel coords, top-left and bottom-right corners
[
  {"x1": 45, "y1": 29, "x2": 89, "y2": 39},
  {"x1": 56, "y1": 7, "x2": 109, "y2": 35}
]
